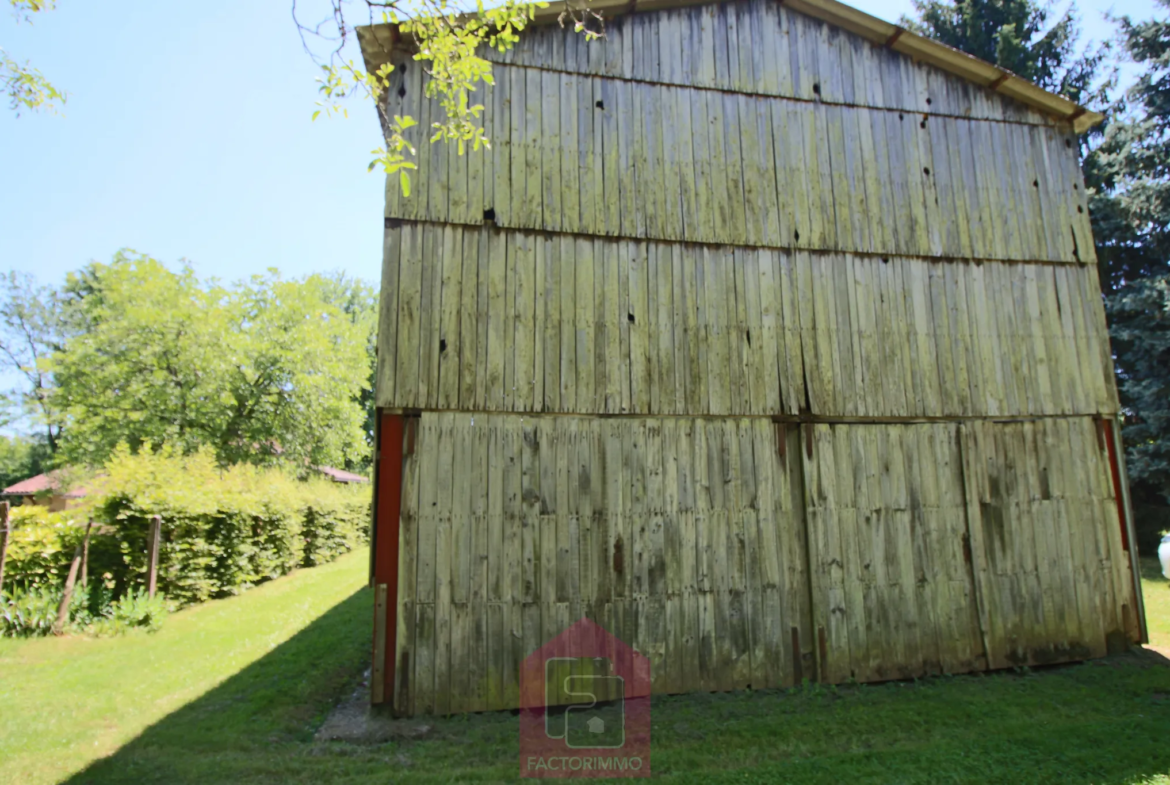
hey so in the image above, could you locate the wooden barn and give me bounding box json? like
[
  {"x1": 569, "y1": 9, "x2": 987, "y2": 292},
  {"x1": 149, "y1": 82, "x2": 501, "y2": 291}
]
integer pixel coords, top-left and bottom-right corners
[{"x1": 358, "y1": 0, "x2": 1147, "y2": 716}]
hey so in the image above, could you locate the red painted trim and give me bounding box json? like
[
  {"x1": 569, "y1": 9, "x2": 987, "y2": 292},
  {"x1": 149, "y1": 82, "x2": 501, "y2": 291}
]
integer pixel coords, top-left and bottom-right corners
[
  {"x1": 373, "y1": 413, "x2": 406, "y2": 705},
  {"x1": 1102, "y1": 418, "x2": 1130, "y2": 552}
]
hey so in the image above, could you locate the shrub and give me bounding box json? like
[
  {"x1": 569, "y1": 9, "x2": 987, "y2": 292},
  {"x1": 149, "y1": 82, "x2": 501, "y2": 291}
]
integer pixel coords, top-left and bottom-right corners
[
  {"x1": 301, "y1": 480, "x2": 370, "y2": 567},
  {"x1": 96, "y1": 445, "x2": 368, "y2": 606},
  {"x1": 90, "y1": 588, "x2": 168, "y2": 636},
  {"x1": 0, "y1": 446, "x2": 369, "y2": 614},
  {"x1": 0, "y1": 585, "x2": 62, "y2": 637},
  {"x1": 0, "y1": 507, "x2": 89, "y2": 593},
  {"x1": 0, "y1": 581, "x2": 168, "y2": 638},
  {"x1": 0, "y1": 582, "x2": 93, "y2": 638}
]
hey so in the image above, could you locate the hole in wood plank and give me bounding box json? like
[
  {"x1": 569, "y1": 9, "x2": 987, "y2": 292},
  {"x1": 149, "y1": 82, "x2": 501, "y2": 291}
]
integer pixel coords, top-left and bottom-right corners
[
  {"x1": 1066, "y1": 138, "x2": 1073, "y2": 148},
  {"x1": 439, "y1": 339, "x2": 448, "y2": 354},
  {"x1": 899, "y1": 113, "x2": 904, "y2": 120},
  {"x1": 746, "y1": 329, "x2": 752, "y2": 347},
  {"x1": 1071, "y1": 227, "x2": 1081, "y2": 261},
  {"x1": 628, "y1": 313, "x2": 636, "y2": 324},
  {"x1": 794, "y1": 229, "x2": 801, "y2": 242},
  {"x1": 1078, "y1": 205, "x2": 1084, "y2": 213},
  {"x1": 1074, "y1": 183, "x2": 1079, "y2": 190},
  {"x1": 595, "y1": 99, "x2": 605, "y2": 110},
  {"x1": 926, "y1": 97, "x2": 932, "y2": 105},
  {"x1": 812, "y1": 82, "x2": 821, "y2": 95},
  {"x1": 920, "y1": 117, "x2": 927, "y2": 128},
  {"x1": 923, "y1": 167, "x2": 931, "y2": 176},
  {"x1": 1033, "y1": 180, "x2": 1039, "y2": 188},
  {"x1": 483, "y1": 207, "x2": 496, "y2": 222},
  {"x1": 881, "y1": 257, "x2": 889, "y2": 264},
  {"x1": 397, "y1": 86, "x2": 406, "y2": 98}
]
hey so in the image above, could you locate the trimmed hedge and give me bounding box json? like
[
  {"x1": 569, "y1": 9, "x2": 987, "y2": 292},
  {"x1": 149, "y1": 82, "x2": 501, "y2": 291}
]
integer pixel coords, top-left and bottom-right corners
[
  {"x1": 2, "y1": 446, "x2": 369, "y2": 609},
  {"x1": 0, "y1": 507, "x2": 89, "y2": 593}
]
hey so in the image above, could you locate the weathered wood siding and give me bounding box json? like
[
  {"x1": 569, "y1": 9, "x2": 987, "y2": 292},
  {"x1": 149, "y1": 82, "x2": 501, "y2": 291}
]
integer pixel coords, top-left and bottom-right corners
[
  {"x1": 394, "y1": 413, "x2": 812, "y2": 715},
  {"x1": 372, "y1": 0, "x2": 1138, "y2": 716},
  {"x1": 377, "y1": 223, "x2": 1116, "y2": 417},
  {"x1": 959, "y1": 418, "x2": 1140, "y2": 666},
  {"x1": 382, "y1": 57, "x2": 1094, "y2": 262},
  {"x1": 481, "y1": 0, "x2": 1059, "y2": 128},
  {"x1": 393, "y1": 414, "x2": 1131, "y2": 713}
]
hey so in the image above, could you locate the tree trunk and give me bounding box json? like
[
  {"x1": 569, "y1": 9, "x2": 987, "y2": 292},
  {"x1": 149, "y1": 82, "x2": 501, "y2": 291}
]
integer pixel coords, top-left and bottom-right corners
[
  {"x1": 147, "y1": 515, "x2": 162, "y2": 599},
  {"x1": 53, "y1": 542, "x2": 84, "y2": 635},
  {"x1": 79, "y1": 519, "x2": 93, "y2": 590}
]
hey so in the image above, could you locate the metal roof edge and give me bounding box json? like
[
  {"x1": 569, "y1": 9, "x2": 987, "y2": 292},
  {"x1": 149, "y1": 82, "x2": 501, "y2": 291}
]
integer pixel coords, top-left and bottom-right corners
[{"x1": 356, "y1": 0, "x2": 1104, "y2": 132}]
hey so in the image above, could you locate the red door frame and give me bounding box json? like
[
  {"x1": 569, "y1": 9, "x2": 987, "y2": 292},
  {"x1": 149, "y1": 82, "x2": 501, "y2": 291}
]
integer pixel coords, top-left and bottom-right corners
[
  {"x1": 1102, "y1": 416, "x2": 1148, "y2": 644},
  {"x1": 372, "y1": 412, "x2": 406, "y2": 705}
]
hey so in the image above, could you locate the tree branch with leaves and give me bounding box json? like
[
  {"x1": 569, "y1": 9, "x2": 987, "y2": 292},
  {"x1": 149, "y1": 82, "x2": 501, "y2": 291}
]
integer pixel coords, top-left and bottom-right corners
[
  {"x1": 3, "y1": 0, "x2": 65, "y2": 115},
  {"x1": 293, "y1": 0, "x2": 601, "y2": 192}
]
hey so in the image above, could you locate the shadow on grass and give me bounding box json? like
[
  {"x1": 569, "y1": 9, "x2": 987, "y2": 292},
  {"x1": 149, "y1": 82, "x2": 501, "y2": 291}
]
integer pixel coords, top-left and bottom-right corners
[
  {"x1": 65, "y1": 586, "x2": 378, "y2": 785},
  {"x1": 1141, "y1": 555, "x2": 1168, "y2": 585},
  {"x1": 63, "y1": 581, "x2": 1170, "y2": 785}
]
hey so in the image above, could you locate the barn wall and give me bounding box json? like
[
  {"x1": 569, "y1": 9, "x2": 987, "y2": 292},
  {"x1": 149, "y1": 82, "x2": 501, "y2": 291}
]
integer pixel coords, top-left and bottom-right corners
[
  {"x1": 382, "y1": 61, "x2": 1095, "y2": 263},
  {"x1": 481, "y1": 0, "x2": 1059, "y2": 128},
  {"x1": 370, "y1": 0, "x2": 1139, "y2": 715},
  {"x1": 376, "y1": 223, "x2": 1116, "y2": 417},
  {"x1": 393, "y1": 413, "x2": 812, "y2": 715},
  {"x1": 393, "y1": 413, "x2": 1131, "y2": 713},
  {"x1": 958, "y1": 418, "x2": 1140, "y2": 665}
]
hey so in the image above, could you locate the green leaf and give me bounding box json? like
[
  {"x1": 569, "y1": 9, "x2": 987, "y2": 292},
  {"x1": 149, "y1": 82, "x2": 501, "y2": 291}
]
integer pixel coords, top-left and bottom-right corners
[{"x1": 400, "y1": 170, "x2": 412, "y2": 198}]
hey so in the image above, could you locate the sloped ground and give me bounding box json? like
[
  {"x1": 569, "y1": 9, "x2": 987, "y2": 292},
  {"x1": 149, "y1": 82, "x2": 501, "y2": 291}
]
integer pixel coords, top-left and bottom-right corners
[{"x1": 2, "y1": 551, "x2": 1169, "y2": 785}]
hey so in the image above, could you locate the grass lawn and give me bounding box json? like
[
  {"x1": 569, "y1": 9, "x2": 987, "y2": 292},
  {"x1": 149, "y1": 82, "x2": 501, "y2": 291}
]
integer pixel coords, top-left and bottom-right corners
[
  {"x1": 1, "y1": 550, "x2": 1168, "y2": 785},
  {"x1": 1143, "y1": 556, "x2": 1170, "y2": 654}
]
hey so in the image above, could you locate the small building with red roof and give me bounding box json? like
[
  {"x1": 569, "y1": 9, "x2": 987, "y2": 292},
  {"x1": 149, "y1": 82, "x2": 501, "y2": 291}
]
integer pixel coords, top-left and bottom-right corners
[{"x1": 2, "y1": 471, "x2": 89, "y2": 511}]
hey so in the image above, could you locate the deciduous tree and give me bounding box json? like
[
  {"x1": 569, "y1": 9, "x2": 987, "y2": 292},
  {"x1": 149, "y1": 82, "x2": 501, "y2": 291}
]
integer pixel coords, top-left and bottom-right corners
[
  {"x1": 51, "y1": 252, "x2": 372, "y2": 470},
  {"x1": 0, "y1": 271, "x2": 67, "y2": 453}
]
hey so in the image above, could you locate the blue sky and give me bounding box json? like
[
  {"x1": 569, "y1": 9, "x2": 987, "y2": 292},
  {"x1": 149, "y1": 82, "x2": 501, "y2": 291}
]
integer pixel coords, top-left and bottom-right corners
[
  {"x1": 0, "y1": 0, "x2": 1159, "y2": 289},
  {"x1": 0, "y1": 0, "x2": 1160, "y2": 436}
]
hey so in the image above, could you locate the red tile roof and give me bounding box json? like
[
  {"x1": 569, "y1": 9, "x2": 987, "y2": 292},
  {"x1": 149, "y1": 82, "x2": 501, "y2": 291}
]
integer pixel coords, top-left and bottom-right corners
[
  {"x1": 2, "y1": 471, "x2": 88, "y2": 498},
  {"x1": 315, "y1": 466, "x2": 369, "y2": 484}
]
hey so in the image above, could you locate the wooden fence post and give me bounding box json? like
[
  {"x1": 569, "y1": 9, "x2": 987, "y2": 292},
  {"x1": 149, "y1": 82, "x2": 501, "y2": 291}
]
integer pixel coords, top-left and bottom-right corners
[
  {"x1": 80, "y1": 519, "x2": 93, "y2": 589},
  {"x1": 147, "y1": 515, "x2": 162, "y2": 599},
  {"x1": 54, "y1": 541, "x2": 84, "y2": 635},
  {"x1": 0, "y1": 501, "x2": 9, "y2": 599},
  {"x1": 53, "y1": 521, "x2": 94, "y2": 635}
]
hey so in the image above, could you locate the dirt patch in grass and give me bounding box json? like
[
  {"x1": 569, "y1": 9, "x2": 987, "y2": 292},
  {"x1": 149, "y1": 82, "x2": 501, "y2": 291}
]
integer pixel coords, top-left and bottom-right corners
[{"x1": 314, "y1": 671, "x2": 434, "y2": 745}]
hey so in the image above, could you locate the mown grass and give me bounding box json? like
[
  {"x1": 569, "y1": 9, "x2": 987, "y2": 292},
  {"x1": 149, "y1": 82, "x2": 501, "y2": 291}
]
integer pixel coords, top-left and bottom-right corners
[
  {"x1": 0, "y1": 551, "x2": 371, "y2": 785},
  {"x1": 1142, "y1": 555, "x2": 1170, "y2": 653},
  {"x1": 2, "y1": 551, "x2": 1169, "y2": 785}
]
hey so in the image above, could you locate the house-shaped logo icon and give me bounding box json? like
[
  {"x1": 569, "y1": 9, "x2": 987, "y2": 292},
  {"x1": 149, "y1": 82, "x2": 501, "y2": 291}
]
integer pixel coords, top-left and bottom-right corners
[{"x1": 519, "y1": 617, "x2": 651, "y2": 778}]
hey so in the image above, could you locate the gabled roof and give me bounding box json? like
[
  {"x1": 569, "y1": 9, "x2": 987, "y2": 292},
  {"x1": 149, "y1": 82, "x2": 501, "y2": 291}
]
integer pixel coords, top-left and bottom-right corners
[
  {"x1": 2, "y1": 471, "x2": 88, "y2": 499},
  {"x1": 357, "y1": 0, "x2": 1103, "y2": 133}
]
